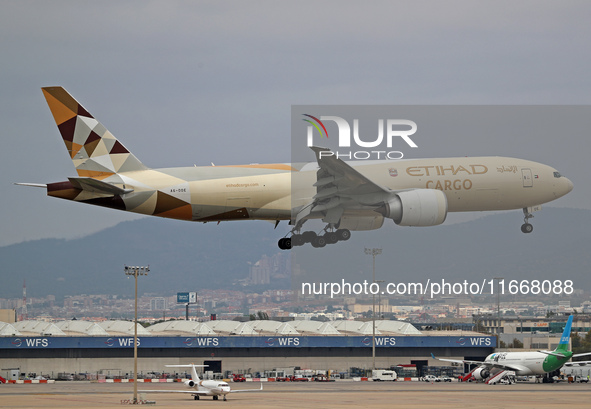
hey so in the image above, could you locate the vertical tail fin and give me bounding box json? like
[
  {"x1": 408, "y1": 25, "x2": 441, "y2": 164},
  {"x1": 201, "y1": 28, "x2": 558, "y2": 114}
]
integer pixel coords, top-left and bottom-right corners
[
  {"x1": 41, "y1": 87, "x2": 147, "y2": 179},
  {"x1": 191, "y1": 365, "x2": 201, "y2": 382},
  {"x1": 165, "y1": 364, "x2": 206, "y2": 382},
  {"x1": 555, "y1": 315, "x2": 574, "y2": 353}
]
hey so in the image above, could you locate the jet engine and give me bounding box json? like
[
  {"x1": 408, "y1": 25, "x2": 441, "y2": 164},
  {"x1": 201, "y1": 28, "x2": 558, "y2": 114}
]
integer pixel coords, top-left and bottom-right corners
[
  {"x1": 337, "y1": 211, "x2": 384, "y2": 231},
  {"x1": 185, "y1": 380, "x2": 196, "y2": 387},
  {"x1": 472, "y1": 367, "x2": 490, "y2": 380},
  {"x1": 377, "y1": 189, "x2": 448, "y2": 226}
]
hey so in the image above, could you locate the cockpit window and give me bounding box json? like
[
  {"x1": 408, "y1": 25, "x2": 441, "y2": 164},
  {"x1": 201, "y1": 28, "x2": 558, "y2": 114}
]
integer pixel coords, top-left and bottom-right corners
[{"x1": 553, "y1": 171, "x2": 562, "y2": 178}]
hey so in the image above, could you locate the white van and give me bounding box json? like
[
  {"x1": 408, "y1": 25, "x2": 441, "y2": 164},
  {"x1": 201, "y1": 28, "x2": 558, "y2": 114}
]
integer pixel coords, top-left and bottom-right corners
[{"x1": 372, "y1": 370, "x2": 397, "y2": 381}]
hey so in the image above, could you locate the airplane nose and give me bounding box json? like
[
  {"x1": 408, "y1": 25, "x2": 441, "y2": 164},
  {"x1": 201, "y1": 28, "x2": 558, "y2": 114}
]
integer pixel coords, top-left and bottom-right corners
[
  {"x1": 556, "y1": 176, "x2": 573, "y2": 198},
  {"x1": 563, "y1": 177, "x2": 574, "y2": 194}
]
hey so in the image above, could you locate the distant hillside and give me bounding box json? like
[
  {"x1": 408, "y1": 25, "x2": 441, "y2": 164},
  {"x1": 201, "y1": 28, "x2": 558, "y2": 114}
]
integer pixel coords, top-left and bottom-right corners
[
  {"x1": 0, "y1": 218, "x2": 289, "y2": 298},
  {"x1": 1, "y1": 208, "x2": 589, "y2": 298}
]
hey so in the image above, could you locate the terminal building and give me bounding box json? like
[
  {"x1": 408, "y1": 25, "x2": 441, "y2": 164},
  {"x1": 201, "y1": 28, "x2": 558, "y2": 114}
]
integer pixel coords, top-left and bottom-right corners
[{"x1": 0, "y1": 319, "x2": 494, "y2": 379}]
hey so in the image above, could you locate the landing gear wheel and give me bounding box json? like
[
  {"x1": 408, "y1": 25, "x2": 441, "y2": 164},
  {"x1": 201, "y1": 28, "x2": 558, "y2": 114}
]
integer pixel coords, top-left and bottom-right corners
[
  {"x1": 291, "y1": 234, "x2": 304, "y2": 247},
  {"x1": 311, "y1": 235, "x2": 327, "y2": 248},
  {"x1": 521, "y1": 223, "x2": 533, "y2": 233},
  {"x1": 278, "y1": 237, "x2": 292, "y2": 250},
  {"x1": 213, "y1": 395, "x2": 219, "y2": 400},
  {"x1": 223, "y1": 396, "x2": 227, "y2": 401},
  {"x1": 301, "y1": 231, "x2": 317, "y2": 243},
  {"x1": 325, "y1": 232, "x2": 339, "y2": 244},
  {"x1": 336, "y1": 229, "x2": 351, "y2": 241},
  {"x1": 194, "y1": 396, "x2": 199, "y2": 400}
]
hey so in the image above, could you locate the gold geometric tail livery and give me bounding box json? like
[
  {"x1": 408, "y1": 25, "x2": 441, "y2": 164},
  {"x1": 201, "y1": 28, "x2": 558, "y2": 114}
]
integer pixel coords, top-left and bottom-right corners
[
  {"x1": 42, "y1": 87, "x2": 147, "y2": 177},
  {"x1": 17, "y1": 87, "x2": 574, "y2": 250}
]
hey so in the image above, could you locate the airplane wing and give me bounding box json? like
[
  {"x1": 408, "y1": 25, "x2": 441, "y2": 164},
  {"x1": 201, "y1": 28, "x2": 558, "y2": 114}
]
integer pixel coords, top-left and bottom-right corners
[
  {"x1": 430, "y1": 353, "x2": 485, "y2": 366},
  {"x1": 295, "y1": 146, "x2": 392, "y2": 227},
  {"x1": 430, "y1": 353, "x2": 524, "y2": 372},
  {"x1": 140, "y1": 389, "x2": 209, "y2": 395},
  {"x1": 566, "y1": 352, "x2": 591, "y2": 366},
  {"x1": 230, "y1": 384, "x2": 263, "y2": 393},
  {"x1": 565, "y1": 361, "x2": 591, "y2": 367},
  {"x1": 309, "y1": 146, "x2": 390, "y2": 196}
]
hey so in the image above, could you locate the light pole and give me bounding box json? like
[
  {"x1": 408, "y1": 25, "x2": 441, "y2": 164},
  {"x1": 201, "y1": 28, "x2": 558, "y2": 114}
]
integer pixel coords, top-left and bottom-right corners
[
  {"x1": 365, "y1": 248, "x2": 381, "y2": 372},
  {"x1": 376, "y1": 280, "x2": 385, "y2": 319},
  {"x1": 493, "y1": 277, "x2": 503, "y2": 348},
  {"x1": 124, "y1": 265, "x2": 149, "y2": 404}
]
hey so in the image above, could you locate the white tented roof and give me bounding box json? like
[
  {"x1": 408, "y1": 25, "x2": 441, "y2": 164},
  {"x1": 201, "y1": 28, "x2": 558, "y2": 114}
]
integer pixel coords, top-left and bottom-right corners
[
  {"x1": 147, "y1": 321, "x2": 215, "y2": 336},
  {"x1": 0, "y1": 322, "x2": 20, "y2": 336},
  {"x1": 375, "y1": 320, "x2": 421, "y2": 335},
  {"x1": 249, "y1": 321, "x2": 298, "y2": 335},
  {"x1": 291, "y1": 320, "x2": 340, "y2": 335},
  {"x1": 206, "y1": 320, "x2": 257, "y2": 335},
  {"x1": 12, "y1": 320, "x2": 65, "y2": 336},
  {"x1": 332, "y1": 320, "x2": 420, "y2": 335},
  {"x1": 332, "y1": 320, "x2": 382, "y2": 335},
  {"x1": 97, "y1": 320, "x2": 151, "y2": 336},
  {"x1": 55, "y1": 320, "x2": 109, "y2": 336}
]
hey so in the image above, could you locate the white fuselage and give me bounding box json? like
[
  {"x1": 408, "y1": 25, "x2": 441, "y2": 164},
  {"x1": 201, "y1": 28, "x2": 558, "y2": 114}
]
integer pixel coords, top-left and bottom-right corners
[{"x1": 109, "y1": 156, "x2": 572, "y2": 223}]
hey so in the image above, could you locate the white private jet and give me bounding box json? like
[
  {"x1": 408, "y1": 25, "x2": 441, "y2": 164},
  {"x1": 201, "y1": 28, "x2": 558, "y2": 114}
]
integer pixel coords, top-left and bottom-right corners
[{"x1": 142, "y1": 364, "x2": 262, "y2": 401}]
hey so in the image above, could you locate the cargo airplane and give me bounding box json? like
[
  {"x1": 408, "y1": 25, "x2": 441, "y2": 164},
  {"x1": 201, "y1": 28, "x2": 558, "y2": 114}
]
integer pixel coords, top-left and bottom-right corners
[
  {"x1": 432, "y1": 315, "x2": 591, "y2": 384},
  {"x1": 142, "y1": 364, "x2": 262, "y2": 401},
  {"x1": 17, "y1": 87, "x2": 574, "y2": 249}
]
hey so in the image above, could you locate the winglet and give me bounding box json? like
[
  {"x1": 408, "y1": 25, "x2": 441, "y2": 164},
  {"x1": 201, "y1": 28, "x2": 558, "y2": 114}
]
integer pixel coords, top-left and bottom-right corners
[{"x1": 431, "y1": 353, "x2": 437, "y2": 360}]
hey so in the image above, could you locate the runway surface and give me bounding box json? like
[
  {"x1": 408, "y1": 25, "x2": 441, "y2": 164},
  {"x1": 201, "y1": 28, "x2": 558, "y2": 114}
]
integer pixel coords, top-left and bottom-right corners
[{"x1": 1, "y1": 380, "x2": 590, "y2": 408}]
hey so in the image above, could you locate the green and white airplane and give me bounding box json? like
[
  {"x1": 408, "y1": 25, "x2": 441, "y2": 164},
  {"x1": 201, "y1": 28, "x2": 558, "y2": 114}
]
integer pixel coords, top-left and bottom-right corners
[{"x1": 432, "y1": 315, "x2": 591, "y2": 384}]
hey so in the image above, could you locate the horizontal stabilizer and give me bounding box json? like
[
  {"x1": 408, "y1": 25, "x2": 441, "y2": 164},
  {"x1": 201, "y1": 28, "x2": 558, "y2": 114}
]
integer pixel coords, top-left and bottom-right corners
[
  {"x1": 538, "y1": 351, "x2": 566, "y2": 358},
  {"x1": 68, "y1": 177, "x2": 133, "y2": 196},
  {"x1": 14, "y1": 183, "x2": 47, "y2": 188},
  {"x1": 538, "y1": 350, "x2": 567, "y2": 358}
]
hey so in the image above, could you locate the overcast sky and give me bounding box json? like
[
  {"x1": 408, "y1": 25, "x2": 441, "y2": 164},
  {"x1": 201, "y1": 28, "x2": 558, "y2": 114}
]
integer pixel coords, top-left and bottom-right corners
[{"x1": 2, "y1": 1, "x2": 590, "y2": 247}]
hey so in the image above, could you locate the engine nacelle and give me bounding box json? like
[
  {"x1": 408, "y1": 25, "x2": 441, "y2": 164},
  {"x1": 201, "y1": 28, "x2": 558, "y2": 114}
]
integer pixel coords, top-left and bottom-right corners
[
  {"x1": 377, "y1": 189, "x2": 448, "y2": 226},
  {"x1": 337, "y1": 211, "x2": 384, "y2": 231},
  {"x1": 472, "y1": 367, "x2": 490, "y2": 380},
  {"x1": 185, "y1": 380, "x2": 195, "y2": 387}
]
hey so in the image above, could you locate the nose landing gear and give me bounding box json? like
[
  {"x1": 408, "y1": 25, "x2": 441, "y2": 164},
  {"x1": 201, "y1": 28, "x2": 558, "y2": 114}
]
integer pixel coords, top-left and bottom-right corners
[{"x1": 521, "y1": 208, "x2": 534, "y2": 233}]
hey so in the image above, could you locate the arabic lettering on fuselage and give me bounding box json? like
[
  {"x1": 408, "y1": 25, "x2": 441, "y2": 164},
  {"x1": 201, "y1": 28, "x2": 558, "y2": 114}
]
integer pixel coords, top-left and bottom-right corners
[{"x1": 496, "y1": 165, "x2": 518, "y2": 174}]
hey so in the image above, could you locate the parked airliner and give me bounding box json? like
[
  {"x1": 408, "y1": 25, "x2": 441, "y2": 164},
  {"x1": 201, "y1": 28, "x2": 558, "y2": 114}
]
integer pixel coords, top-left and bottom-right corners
[{"x1": 432, "y1": 316, "x2": 591, "y2": 384}]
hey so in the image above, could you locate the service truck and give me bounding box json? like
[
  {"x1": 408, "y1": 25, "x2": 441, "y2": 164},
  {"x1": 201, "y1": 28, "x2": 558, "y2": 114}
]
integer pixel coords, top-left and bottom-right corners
[{"x1": 372, "y1": 369, "x2": 397, "y2": 381}]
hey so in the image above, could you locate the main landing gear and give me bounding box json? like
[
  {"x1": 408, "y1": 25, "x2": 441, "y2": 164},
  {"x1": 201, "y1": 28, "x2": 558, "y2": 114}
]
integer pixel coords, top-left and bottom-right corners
[
  {"x1": 278, "y1": 228, "x2": 351, "y2": 250},
  {"x1": 521, "y1": 208, "x2": 534, "y2": 233}
]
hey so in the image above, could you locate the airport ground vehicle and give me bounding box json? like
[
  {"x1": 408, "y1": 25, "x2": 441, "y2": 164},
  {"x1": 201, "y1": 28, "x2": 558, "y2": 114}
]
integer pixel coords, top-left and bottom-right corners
[{"x1": 372, "y1": 370, "x2": 397, "y2": 381}]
